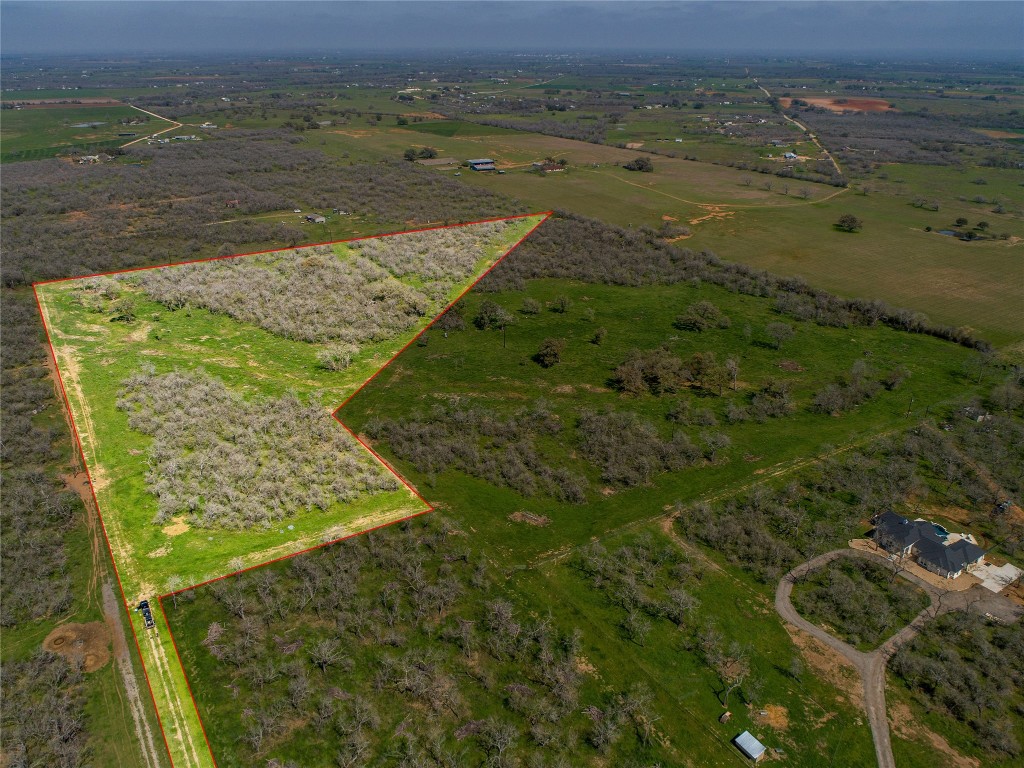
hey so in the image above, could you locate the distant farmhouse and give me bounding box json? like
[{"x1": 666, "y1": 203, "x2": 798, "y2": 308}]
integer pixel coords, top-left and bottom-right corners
[
  {"x1": 872, "y1": 511, "x2": 985, "y2": 579},
  {"x1": 304, "y1": 214, "x2": 327, "y2": 224},
  {"x1": 467, "y1": 158, "x2": 496, "y2": 171}
]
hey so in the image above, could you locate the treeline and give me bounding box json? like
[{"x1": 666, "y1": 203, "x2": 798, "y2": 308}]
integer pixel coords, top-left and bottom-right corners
[
  {"x1": 0, "y1": 297, "x2": 79, "y2": 628},
  {"x1": 117, "y1": 368, "x2": 397, "y2": 528},
  {"x1": 168, "y1": 515, "x2": 670, "y2": 766},
  {"x1": 479, "y1": 212, "x2": 993, "y2": 352}
]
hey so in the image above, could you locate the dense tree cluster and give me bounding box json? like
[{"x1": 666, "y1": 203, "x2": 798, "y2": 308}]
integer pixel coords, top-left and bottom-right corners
[
  {"x1": 130, "y1": 221, "x2": 514, "y2": 346},
  {"x1": 576, "y1": 535, "x2": 703, "y2": 639},
  {"x1": 576, "y1": 410, "x2": 705, "y2": 487},
  {"x1": 892, "y1": 611, "x2": 1024, "y2": 757},
  {"x1": 810, "y1": 360, "x2": 905, "y2": 415},
  {"x1": 364, "y1": 400, "x2": 587, "y2": 503},
  {"x1": 791, "y1": 558, "x2": 930, "y2": 649},
  {"x1": 168, "y1": 515, "x2": 666, "y2": 766},
  {"x1": 117, "y1": 368, "x2": 397, "y2": 528},
  {"x1": 786, "y1": 107, "x2": 1013, "y2": 168},
  {"x1": 347, "y1": 220, "x2": 513, "y2": 304},
  {"x1": 0, "y1": 651, "x2": 89, "y2": 767}
]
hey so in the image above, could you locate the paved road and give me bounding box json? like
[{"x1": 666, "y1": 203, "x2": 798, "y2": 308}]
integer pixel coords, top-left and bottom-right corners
[{"x1": 777, "y1": 548, "x2": 1023, "y2": 768}]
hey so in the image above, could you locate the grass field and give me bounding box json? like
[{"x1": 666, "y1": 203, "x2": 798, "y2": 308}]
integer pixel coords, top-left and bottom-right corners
[
  {"x1": 0, "y1": 104, "x2": 151, "y2": 162},
  {"x1": 225, "y1": 94, "x2": 1021, "y2": 349},
  {"x1": 33, "y1": 214, "x2": 545, "y2": 768},
  {"x1": 340, "y1": 276, "x2": 980, "y2": 566}
]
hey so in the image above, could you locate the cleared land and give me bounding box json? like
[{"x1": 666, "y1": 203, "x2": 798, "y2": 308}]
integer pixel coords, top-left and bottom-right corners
[
  {"x1": 33, "y1": 214, "x2": 545, "y2": 768},
  {"x1": 0, "y1": 103, "x2": 149, "y2": 162}
]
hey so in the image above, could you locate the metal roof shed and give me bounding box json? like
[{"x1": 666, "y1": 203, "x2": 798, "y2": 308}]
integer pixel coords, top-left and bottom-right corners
[{"x1": 733, "y1": 731, "x2": 766, "y2": 762}]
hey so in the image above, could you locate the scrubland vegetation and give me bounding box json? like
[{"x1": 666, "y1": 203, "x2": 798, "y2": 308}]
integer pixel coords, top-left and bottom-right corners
[
  {"x1": 790, "y1": 559, "x2": 930, "y2": 650},
  {"x1": 892, "y1": 611, "x2": 1024, "y2": 758},
  {"x1": 3, "y1": 52, "x2": 1023, "y2": 768},
  {"x1": 130, "y1": 221, "x2": 515, "y2": 346},
  {"x1": 117, "y1": 367, "x2": 398, "y2": 528}
]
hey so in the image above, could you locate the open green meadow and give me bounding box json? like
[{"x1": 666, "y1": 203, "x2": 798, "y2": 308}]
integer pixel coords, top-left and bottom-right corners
[
  {"x1": 0, "y1": 104, "x2": 150, "y2": 162},
  {"x1": 268, "y1": 108, "x2": 1020, "y2": 348},
  {"x1": 340, "y1": 277, "x2": 979, "y2": 564}
]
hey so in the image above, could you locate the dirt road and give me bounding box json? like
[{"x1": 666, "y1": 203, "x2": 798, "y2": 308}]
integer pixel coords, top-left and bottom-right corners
[
  {"x1": 775, "y1": 548, "x2": 1021, "y2": 768},
  {"x1": 104, "y1": 582, "x2": 164, "y2": 768},
  {"x1": 756, "y1": 82, "x2": 843, "y2": 177}
]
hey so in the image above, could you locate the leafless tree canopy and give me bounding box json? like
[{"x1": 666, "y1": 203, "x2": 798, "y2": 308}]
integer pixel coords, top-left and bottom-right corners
[
  {"x1": 129, "y1": 221, "x2": 514, "y2": 345},
  {"x1": 117, "y1": 368, "x2": 398, "y2": 528}
]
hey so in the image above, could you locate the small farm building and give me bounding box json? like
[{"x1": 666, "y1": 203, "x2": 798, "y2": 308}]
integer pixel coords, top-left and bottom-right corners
[
  {"x1": 468, "y1": 158, "x2": 496, "y2": 171},
  {"x1": 305, "y1": 214, "x2": 327, "y2": 224},
  {"x1": 733, "y1": 731, "x2": 766, "y2": 762}
]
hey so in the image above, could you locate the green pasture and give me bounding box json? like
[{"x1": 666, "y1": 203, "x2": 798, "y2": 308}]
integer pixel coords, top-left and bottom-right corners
[
  {"x1": 200, "y1": 114, "x2": 1022, "y2": 349},
  {"x1": 341, "y1": 276, "x2": 980, "y2": 565},
  {"x1": 1, "y1": 104, "x2": 146, "y2": 162}
]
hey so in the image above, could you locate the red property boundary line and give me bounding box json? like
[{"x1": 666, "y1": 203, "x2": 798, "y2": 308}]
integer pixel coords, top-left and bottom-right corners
[{"x1": 33, "y1": 211, "x2": 551, "y2": 768}]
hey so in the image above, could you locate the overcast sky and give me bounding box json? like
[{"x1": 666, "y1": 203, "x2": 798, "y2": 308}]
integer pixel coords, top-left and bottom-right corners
[{"x1": 2, "y1": 1, "x2": 1022, "y2": 58}]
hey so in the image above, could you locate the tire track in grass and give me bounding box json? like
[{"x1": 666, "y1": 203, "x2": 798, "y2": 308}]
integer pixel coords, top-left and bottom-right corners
[
  {"x1": 144, "y1": 619, "x2": 206, "y2": 768},
  {"x1": 104, "y1": 581, "x2": 163, "y2": 768}
]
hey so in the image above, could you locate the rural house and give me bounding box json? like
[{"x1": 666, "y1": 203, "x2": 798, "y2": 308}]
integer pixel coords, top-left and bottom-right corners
[
  {"x1": 467, "y1": 158, "x2": 496, "y2": 171},
  {"x1": 871, "y1": 511, "x2": 986, "y2": 579},
  {"x1": 305, "y1": 214, "x2": 327, "y2": 224}
]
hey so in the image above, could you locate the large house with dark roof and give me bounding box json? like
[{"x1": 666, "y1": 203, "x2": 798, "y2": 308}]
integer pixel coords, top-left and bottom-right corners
[{"x1": 872, "y1": 511, "x2": 986, "y2": 579}]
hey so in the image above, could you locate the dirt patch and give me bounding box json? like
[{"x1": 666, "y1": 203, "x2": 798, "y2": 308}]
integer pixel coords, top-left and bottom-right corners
[
  {"x1": 329, "y1": 129, "x2": 374, "y2": 138},
  {"x1": 575, "y1": 655, "x2": 598, "y2": 676},
  {"x1": 625, "y1": 142, "x2": 644, "y2": 149},
  {"x1": 161, "y1": 516, "x2": 190, "y2": 537},
  {"x1": 784, "y1": 625, "x2": 863, "y2": 710},
  {"x1": 552, "y1": 384, "x2": 575, "y2": 394},
  {"x1": 888, "y1": 698, "x2": 979, "y2": 768},
  {"x1": 600, "y1": 487, "x2": 617, "y2": 496},
  {"x1": 43, "y1": 622, "x2": 111, "y2": 672},
  {"x1": 579, "y1": 383, "x2": 611, "y2": 394},
  {"x1": 661, "y1": 215, "x2": 678, "y2": 221},
  {"x1": 752, "y1": 704, "x2": 789, "y2": 731},
  {"x1": 509, "y1": 511, "x2": 551, "y2": 527},
  {"x1": 974, "y1": 129, "x2": 1023, "y2": 140},
  {"x1": 689, "y1": 207, "x2": 736, "y2": 226},
  {"x1": 780, "y1": 96, "x2": 895, "y2": 113},
  {"x1": 124, "y1": 323, "x2": 151, "y2": 343},
  {"x1": 778, "y1": 360, "x2": 805, "y2": 372}
]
